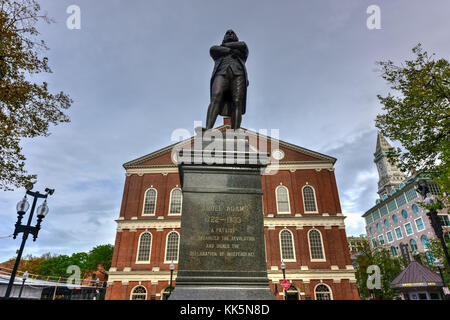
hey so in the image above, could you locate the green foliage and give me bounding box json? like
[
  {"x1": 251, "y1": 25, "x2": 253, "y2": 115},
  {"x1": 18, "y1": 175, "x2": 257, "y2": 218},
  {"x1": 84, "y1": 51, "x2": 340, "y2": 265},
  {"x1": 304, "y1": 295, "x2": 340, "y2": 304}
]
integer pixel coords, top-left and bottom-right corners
[
  {"x1": 414, "y1": 238, "x2": 450, "y2": 284},
  {"x1": 0, "y1": 0, "x2": 72, "y2": 191},
  {"x1": 354, "y1": 247, "x2": 404, "y2": 300},
  {"x1": 375, "y1": 44, "x2": 450, "y2": 193},
  {"x1": 85, "y1": 244, "x2": 114, "y2": 274},
  {"x1": 2, "y1": 244, "x2": 114, "y2": 280},
  {"x1": 38, "y1": 252, "x2": 89, "y2": 279}
]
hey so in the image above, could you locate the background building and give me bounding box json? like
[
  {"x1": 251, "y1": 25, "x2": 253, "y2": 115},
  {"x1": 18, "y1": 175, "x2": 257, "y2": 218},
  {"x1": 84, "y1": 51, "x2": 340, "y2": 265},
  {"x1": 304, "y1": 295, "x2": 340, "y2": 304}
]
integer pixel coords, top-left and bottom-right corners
[
  {"x1": 362, "y1": 134, "x2": 449, "y2": 259},
  {"x1": 105, "y1": 120, "x2": 359, "y2": 300},
  {"x1": 347, "y1": 235, "x2": 368, "y2": 255}
]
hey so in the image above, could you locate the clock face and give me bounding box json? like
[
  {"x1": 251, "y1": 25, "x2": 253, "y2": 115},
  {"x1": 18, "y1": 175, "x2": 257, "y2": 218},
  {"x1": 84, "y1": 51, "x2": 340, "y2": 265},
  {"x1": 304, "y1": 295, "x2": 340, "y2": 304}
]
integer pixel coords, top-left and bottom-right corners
[
  {"x1": 171, "y1": 151, "x2": 178, "y2": 164},
  {"x1": 272, "y1": 149, "x2": 285, "y2": 160}
]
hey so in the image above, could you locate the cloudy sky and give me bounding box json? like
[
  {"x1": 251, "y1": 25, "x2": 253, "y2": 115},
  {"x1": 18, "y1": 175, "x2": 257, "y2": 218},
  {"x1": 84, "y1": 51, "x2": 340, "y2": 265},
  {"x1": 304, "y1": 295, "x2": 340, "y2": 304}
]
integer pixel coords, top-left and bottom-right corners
[{"x1": 1, "y1": 0, "x2": 449, "y2": 262}]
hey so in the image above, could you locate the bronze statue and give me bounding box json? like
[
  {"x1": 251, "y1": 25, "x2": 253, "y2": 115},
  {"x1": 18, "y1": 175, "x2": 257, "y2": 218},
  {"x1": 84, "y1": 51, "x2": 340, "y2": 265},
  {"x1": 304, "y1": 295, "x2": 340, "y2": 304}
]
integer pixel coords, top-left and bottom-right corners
[{"x1": 205, "y1": 30, "x2": 249, "y2": 130}]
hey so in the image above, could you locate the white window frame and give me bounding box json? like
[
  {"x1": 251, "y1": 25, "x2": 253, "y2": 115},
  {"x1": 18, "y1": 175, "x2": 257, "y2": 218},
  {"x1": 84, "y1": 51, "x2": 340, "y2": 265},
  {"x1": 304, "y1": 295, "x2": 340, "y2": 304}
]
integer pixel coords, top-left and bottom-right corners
[
  {"x1": 386, "y1": 231, "x2": 394, "y2": 243},
  {"x1": 135, "y1": 231, "x2": 152, "y2": 264},
  {"x1": 308, "y1": 228, "x2": 326, "y2": 262},
  {"x1": 415, "y1": 217, "x2": 425, "y2": 231},
  {"x1": 394, "y1": 226, "x2": 403, "y2": 240},
  {"x1": 410, "y1": 239, "x2": 418, "y2": 252},
  {"x1": 378, "y1": 234, "x2": 385, "y2": 245},
  {"x1": 275, "y1": 185, "x2": 291, "y2": 214},
  {"x1": 313, "y1": 283, "x2": 333, "y2": 300},
  {"x1": 164, "y1": 231, "x2": 180, "y2": 263},
  {"x1": 142, "y1": 188, "x2": 157, "y2": 216},
  {"x1": 371, "y1": 238, "x2": 377, "y2": 248},
  {"x1": 404, "y1": 222, "x2": 414, "y2": 236},
  {"x1": 391, "y1": 246, "x2": 398, "y2": 257},
  {"x1": 279, "y1": 229, "x2": 296, "y2": 262},
  {"x1": 130, "y1": 285, "x2": 147, "y2": 300},
  {"x1": 168, "y1": 187, "x2": 183, "y2": 216},
  {"x1": 302, "y1": 185, "x2": 319, "y2": 213}
]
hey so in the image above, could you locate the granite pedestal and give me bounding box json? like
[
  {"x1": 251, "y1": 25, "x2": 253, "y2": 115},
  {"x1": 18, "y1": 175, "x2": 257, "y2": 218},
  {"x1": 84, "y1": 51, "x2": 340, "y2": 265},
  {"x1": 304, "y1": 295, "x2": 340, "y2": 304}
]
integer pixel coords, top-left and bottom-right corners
[{"x1": 169, "y1": 130, "x2": 275, "y2": 300}]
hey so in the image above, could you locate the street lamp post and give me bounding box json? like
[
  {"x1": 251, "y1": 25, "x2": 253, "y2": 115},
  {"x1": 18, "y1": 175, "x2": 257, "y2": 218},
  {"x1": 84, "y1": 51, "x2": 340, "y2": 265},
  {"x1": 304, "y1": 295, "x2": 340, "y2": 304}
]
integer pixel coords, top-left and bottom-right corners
[
  {"x1": 169, "y1": 261, "x2": 175, "y2": 297},
  {"x1": 416, "y1": 180, "x2": 450, "y2": 267},
  {"x1": 17, "y1": 271, "x2": 29, "y2": 299},
  {"x1": 3, "y1": 187, "x2": 54, "y2": 299},
  {"x1": 281, "y1": 260, "x2": 286, "y2": 300}
]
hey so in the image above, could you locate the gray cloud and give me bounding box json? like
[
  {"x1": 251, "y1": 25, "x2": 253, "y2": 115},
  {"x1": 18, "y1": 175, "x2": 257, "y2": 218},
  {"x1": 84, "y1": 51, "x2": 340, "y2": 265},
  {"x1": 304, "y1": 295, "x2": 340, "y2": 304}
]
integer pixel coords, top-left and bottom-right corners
[{"x1": 1, "y1": 0, "x2": 449, "y2": 260}]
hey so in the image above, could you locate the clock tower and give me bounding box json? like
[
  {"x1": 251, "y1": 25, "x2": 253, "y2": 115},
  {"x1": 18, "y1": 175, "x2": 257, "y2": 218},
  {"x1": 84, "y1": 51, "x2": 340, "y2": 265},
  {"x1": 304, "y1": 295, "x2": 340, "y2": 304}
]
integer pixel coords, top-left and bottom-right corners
[{"x1": 374, "y1": 133, "x2": 406, "y2": 198}]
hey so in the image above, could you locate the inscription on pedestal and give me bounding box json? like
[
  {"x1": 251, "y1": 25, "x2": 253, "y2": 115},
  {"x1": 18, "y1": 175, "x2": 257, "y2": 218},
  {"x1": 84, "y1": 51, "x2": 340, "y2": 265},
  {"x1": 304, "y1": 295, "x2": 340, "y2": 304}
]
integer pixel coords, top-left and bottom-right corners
[
  {"x1": 179, "y1": 193, "x2": 266, "y2": 274},
  {"x1": 189, "y1": 205, "x2": 255, "y2": 258}
]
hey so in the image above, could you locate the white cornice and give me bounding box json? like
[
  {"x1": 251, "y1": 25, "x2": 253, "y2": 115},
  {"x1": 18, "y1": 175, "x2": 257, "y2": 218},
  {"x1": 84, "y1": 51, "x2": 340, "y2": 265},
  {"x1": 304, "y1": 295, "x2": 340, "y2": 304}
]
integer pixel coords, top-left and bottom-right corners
[
  {"x1": 107, "y1": 269, "x2": 356, "y2": 284},
  {"x1": 115, "y1": 215, "x2": 346, "y2": 231},
  {"x1": 116, "y1": 218, "x2": 181, "y2": 231},
  {"x1": 125, "y1": 162, "x2": 334, "y2": 176},
  {"x1": 123, "y1": 126, "x2": 336, "y2": 169},
  {"x1": 264, "y1": 215, "x2": 346, "y2": 228}
]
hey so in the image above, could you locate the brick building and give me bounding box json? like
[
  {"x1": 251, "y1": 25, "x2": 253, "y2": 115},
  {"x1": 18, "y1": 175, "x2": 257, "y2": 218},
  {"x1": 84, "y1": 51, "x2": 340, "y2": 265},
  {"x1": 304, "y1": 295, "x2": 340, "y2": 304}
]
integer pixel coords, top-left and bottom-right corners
[
  {"x1": 105, "y1": 120, "x2": 359, "y2": 300},
  {"x1": 362, "y1": 134, "x2": 449, "y2": 259},
  {"x1": 347, "y1": 235, "x2": 368, "y2": 255}
]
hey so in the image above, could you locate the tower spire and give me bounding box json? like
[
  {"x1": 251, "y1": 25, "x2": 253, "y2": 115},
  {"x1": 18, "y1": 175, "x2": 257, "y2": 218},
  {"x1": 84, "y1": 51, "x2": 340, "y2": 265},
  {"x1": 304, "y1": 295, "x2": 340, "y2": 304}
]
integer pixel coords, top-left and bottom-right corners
[{"x1": 374, "y1": 133, "x2": 406, "y2": 197}]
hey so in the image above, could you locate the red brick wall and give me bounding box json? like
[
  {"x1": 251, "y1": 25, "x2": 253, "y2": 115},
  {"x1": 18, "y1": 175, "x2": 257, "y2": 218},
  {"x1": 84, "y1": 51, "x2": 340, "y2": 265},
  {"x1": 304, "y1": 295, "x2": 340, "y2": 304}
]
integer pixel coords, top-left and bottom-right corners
[{"x1": 106, "y1": 144, "x2": 358, "y2": 300}]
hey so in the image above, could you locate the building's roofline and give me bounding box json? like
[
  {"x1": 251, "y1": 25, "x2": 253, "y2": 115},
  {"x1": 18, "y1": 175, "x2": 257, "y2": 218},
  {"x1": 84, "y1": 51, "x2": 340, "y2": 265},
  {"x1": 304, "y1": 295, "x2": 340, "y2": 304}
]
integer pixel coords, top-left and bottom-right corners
[
  {"x1": 374, "y1": 132, "x2": 394, "y2": 157},
  {"x1": 390, "y1": 261, "x2": 444, "y2": 288},
  {"x1": 362, "y1": 173, "x2": 435, "y2": 218},
  {"x1": 123, "y1": 125, "x2": 337, "y2": 169}
]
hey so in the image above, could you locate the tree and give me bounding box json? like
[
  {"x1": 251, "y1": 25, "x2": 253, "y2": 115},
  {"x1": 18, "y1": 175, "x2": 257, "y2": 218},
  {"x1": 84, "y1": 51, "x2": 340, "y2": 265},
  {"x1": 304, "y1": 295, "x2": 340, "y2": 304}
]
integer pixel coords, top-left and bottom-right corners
[
  {"x1": 375, "y1": 44, "x2": 450, "y2": 193},
  {"x1": 1, "y1": 252, "x2": 51, "y2": 275},
  {"x1": 38, "y1": 251, "x2": 89, "y2": 279},
  {"x1": 0, "y1": 0, "x2": 72, "y2": 191},
  {"x1": 354, "y1": 246, "x2": 404, "y2": 300},
  {"x1": 413, "y1": 238, "x2": 450, "y2": 284},
  {"x1": 2, "y1": 244, "x2": 114, "y2": 281},
  {"x1": 85, "y1": 244, "x2": 114, "y2": 275}
]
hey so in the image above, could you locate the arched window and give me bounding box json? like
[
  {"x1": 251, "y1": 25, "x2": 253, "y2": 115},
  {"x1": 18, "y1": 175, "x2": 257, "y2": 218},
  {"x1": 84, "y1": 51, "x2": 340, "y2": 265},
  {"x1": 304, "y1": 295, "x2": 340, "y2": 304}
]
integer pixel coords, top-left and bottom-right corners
[
  {"x1": 314, "y1": 284, "x2": 332, "y2": 300},
  {"x1": 276, "y1": 186, "x2": 291, "y2": 213},
  {"x1": 412, "y1": 204, "x2": 419, "y2": 214},
  {"x1": 161, "y1": 286, "x2": 172, "y2": 300},
  {"x1": 130, "y1": 285, "x2": 147, "y2": 300},
  {"x1": 164, "y1": 231, "x2": 180, "y2": 263},
  {"x1": 286, "y1": 285, "x2": 299, "y2": 300},
  {"x1": 308, "y1": 229, "x2": 325, "y2": 261},
  {"x1": 410, "y1": 239, "x2": 418, "y2": 252},
  {"x1": 421, "y1": 235, "x2": 430, "y2": 249},
  {"x1": 136, "y1": 232, "x2": 152, "y2": 263},
  {"x1": 422, "y1": 235, "x2": 435, "y2": 264},
  {"x1": 302, "y1": 186, "x2": 318, "y2": 212},
  {"x1": 401, "y1": 210, "x2": 408, "y2": 219},
  {"x1": 279, "y1": 229, "x2": 296, "y2": 261},
  {"x1": 169, "y1": 188, "x2": 182, "y2": 215},
  {"x1": 142, "y1": 188, "x2": 157, "y2": 215}
]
